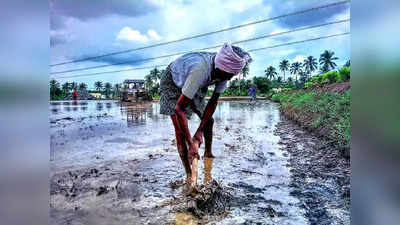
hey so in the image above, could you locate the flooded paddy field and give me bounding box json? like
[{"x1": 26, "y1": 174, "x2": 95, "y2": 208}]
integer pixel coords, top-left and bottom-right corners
[{"x1": 50, "y1": 100, "x2": 349, "y2": 225}]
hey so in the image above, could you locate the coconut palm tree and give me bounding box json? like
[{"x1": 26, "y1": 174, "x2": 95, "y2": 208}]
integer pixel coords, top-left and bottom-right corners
[
  {"x1": 104, "y1": 82, "x2": 112, "y2": 99},
  {"x1": 145, "y1": 74, "x2": 153, "y2": 91},
  {"x1": 150, "y1": 67, "x2": 161, "y2": 81},
  {"x1": 345, "y1": 59, "x2": 350, "y2": 67},
  {"x1": 290, "y1": 62, "x2": 302, "y2": 81},
  {"x1": 238, "y1": 65, "x2": 249, "y2": 93},
  {"x1": 264, "y1": 66, "x2": 277, "y2": 80},
  {"x1": 62, "y1": 82, "x2": 70, "y2": 94},
  {"x1": 303, "y1": 56, "x2": 318, "y2": 79},
  {"x1": 94, "y1": 81, "x2": 103, "y2": 92},
  {"x1": 279, "y1": 59, "x2": 289, "y2": 81},
  {"x1": 319, "y1": 50, "x2": 339, "y2": 72},
  {"x1": 114, "y1": 83, "x2": 121, "y2": 99},
  {"x1": 71, "y1": 82, "x2": 78, "y2": 91},
  {"x1": 78, "y1": 82, "x2": 87, "y2": 91}
]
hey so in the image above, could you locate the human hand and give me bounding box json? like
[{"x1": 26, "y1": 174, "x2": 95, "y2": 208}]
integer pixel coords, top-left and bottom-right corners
[{"x1": 193, "y1": 131, "x2": 203, "y2": 147}]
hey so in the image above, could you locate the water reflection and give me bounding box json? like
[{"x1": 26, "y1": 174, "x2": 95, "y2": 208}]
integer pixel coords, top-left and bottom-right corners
[
  {"x1": 125, "y1": 102, "x2": 153, "y2": 126},
  {"x1": 96, "y1": 102, "x2": 103, "y2": 111},
  {"x1": 203, "y1": 157, "x2": 214, "y2": 184}
]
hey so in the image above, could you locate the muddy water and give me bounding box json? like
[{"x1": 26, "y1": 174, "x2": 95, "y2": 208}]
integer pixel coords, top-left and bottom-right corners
[{"x1": 50, "y1": 100, "x2": 309, "y2": 224}]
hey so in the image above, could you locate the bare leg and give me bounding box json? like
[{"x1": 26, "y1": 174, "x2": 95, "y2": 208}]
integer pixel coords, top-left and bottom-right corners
[
  {"x1": 170, "y1": 115, "x2": 191, "y2": 180},
  {"x1": 203, "y1": 118, "x2": 215, "y2": 158}
]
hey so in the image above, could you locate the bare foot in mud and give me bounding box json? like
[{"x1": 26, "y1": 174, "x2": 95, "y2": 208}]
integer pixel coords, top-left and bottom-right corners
[{"x1": 185, "y1": 183, "x2": 198, "y2": 197}]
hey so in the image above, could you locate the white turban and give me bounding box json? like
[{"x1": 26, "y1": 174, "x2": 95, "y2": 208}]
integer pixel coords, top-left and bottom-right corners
[{"x1": 215, "y1": 43, "x2": 252, "y2": 75}]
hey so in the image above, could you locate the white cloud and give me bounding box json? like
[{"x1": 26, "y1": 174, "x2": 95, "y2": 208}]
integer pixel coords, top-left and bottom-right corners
[
  {"x1": 116, "y1": 27, "x2": 162, "y2": 42},
  {"x1": 117, "y1": 27, "x2": 148, "y2": 42},
  {"x1": 292, "y1": 55, "x2": 305, "y2": 63},
  {"x1": 270, "y1": 28, "x2": 288, "y2": 35},
  {"x1": 147, "y1": 29, "x2": 161, "y2": 40}
]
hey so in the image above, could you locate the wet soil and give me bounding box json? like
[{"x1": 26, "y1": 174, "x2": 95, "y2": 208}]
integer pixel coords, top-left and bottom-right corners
[
  {"x1": 50, "y1": 100, "x2": 349, "y2": 225},
  {"x1": 274, "y1": 117, "x2": 350, "y2": 225}
]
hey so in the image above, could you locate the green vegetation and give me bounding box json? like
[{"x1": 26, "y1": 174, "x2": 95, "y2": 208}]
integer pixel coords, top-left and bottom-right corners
[
  {"x1": 272, "y1": 90, "x2": 350, "y2": 149},
  {"x1": 305, "y1": 66, "x2": 350, "y2": 88},
  {"x1": 271, "y1": 62, "x2": 350, "y2": 153}
]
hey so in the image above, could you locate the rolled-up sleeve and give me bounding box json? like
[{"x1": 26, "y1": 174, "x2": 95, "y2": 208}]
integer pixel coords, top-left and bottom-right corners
[{"x1": 181, "y1": 63, "x2": 208, "y2": 99}]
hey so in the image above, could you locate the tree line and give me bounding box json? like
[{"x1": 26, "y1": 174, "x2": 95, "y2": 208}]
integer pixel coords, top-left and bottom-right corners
[
  {"x1": 50, "y1": 49, "x2": 349, "y2": 100},
  {"x1": 49, "y1": 80, "x2": 122, "y2": 100}
]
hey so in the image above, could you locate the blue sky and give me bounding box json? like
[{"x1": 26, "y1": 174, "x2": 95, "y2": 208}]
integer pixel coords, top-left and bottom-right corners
[{"x1": 50, "y1": 0, "x2": 350, "y2": 88}]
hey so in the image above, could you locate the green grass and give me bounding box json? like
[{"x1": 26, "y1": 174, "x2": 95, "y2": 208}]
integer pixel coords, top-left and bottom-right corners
[{"x1": 272, "y1": 90, "x2": 350, "y2": 149}]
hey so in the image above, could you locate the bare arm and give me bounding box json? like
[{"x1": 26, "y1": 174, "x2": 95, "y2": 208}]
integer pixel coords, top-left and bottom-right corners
[
  {"x1": 174, "y1": 94, "x2": 194, "y2": 146},
  {"x1": 193, "y1": 91, "x2": 220, "y2": 143}
]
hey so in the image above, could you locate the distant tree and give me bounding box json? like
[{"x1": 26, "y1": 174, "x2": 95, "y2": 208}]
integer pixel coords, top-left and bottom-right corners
[
  {"x1": 252, "y1": 76, "x2": 272, "y2": 93},
  {"x1": 70, "y1": 82, "x2": 78, "y2": 91},
  {"x1": 319, "y1": 50, "x2": 339, "y2": 72},
  {"x1": 279, "y1": 59, "x2": 290, "y2": 81},
  {"x1": 299, "y1": 71, "x2": 308, "y2": 84},
  {"x1": 62, "y1": 82, "x2": 70, "y2": 93},
  {"x1": 114, "y1": 83, "x2": 121, "y2": 99},
  {"x1": 94, "y1": 81, "x2": 103, "y2": 92},
  {"x1": 50, "y1": 79, "x2": 62, "y2": 100},
  {"x1": 78, "y1": 82, "x2": 87, "y2": 91},
  {"x1": 276, "y1": 76, "x2": 282, "y2": 84},
  {"x1": 241, "y1": 65, "x2": 249, "y2": 79},
  {"x1": 303, "y1": 56, "x2": 318, "y2": 79},
  {"x1": 239, "y1": 65, "x2": 249, "y2": 93},
  {"x1": 290, "y1": 62, "x2": 302, "y2": 81},
  {"x1": 264, "y1": 66, "x2": 277, "y2": 80},
  {"x1": 104, "y1": 82, "x2": 112, "y2": 98},
  {"x1": 150, "y1": 67, "x2": 161, "y2": 81},
  {"x1": 345, "y1": 59, "x2": 350, "y2": 67},
  {"x1": 144, "y1": 74, "x2": 154, "y2": 91}
]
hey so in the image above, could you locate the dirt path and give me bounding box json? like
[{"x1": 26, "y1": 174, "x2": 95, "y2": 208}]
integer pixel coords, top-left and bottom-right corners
[
  {"x1": 274, "y1": 117, "x2": 350, "y2": 225},
  {"x1": 50, "y1": 100, "x2": 349, "y2": 225}
]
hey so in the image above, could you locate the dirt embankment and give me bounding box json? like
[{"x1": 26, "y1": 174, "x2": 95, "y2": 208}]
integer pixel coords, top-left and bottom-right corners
[{"x1": 272, "y1": 82, "x2": 350, "y2": 157}]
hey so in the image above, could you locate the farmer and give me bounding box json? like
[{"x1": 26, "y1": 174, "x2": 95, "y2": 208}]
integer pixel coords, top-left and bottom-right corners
[
  {"x1": 248, "y1": 86, "x2": 256, "y2": 101},
  {"x1": 159, "y1": 43, "x2": 252, "y2": 194}
]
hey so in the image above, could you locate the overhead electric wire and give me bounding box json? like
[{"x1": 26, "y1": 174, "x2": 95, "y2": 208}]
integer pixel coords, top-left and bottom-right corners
[
  {"x1": 52, "y1": 32, "x2": 350, "y2": 79},
  {"x1": 51, "y1": 19, "x2": 349, "y2": 75},
  {"x1": 50, "y1": 0, "x2": 350, "y2": 67}
]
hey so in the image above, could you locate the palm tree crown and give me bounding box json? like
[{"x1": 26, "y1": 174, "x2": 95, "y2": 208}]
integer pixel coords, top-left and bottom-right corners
[
  {"x1": 303, "y1": 56, "x2": 318, "y2": 78},
  {"x1": 94, "y1": 81, "x2": 103, "y2": 92},
  {"x1": 279, "y1": 59, "x2": 289, "y2": 81},
  {"x1": 290, "y1": 62, "x2": 302, "y2": 81},
  {"x1": 319, "y1": 50, "x2": 339, "y2": 72},
  {"x1": 265, "y1": 66, "x2": 277, "y2": 80}
]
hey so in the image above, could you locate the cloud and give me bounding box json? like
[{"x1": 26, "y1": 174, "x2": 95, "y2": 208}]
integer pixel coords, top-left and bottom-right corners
[
  {"x1": 147, "y1": 29, "x2": 161, "y2": 40},
  {"x1": 292, "y1": 55, "x2": 305, "y2": 63},
  {"x1": 50, "y1": 30, "x2": 75, "y2": 47},
  {"x1": 116, "y1": 27, "x2": 161, "y2": 42},
  {"x1": 50, "y1": 0, "x2": 160, "y2": 21}
]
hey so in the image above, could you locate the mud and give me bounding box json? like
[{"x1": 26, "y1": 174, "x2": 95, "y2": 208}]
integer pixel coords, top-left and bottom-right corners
[
  {"x1": 274, "y1": 117, "x2": 350, "y2": 225},
  {"x1": 50, "y1": 100, "x2": 349, "y2": 224}
]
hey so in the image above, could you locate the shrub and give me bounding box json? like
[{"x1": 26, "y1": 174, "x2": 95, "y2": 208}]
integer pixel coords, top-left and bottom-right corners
[
  {"x1": 322, "y1": 71, "x2": 338, "y2": 83},
  {"x1": 305, "y1": 81, "x2": 313, "y2": 88},
  {"x1": 337, "y1": 66, "x2": 350, "y2": 82}
]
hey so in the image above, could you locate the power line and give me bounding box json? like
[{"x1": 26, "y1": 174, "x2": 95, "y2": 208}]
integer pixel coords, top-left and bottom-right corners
[
  {"x1": 248, "y1": 32, "x2": 349, "y2": 52},
  {"x1": 51, "y1": 19, "x2": 349, "y2": 74},
  {"x1": 50, "y1": 0, "x2": 350, "y2": 67},
  {"x1": 52, "y1": 32, "x2": 349, "y2": 79}
]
